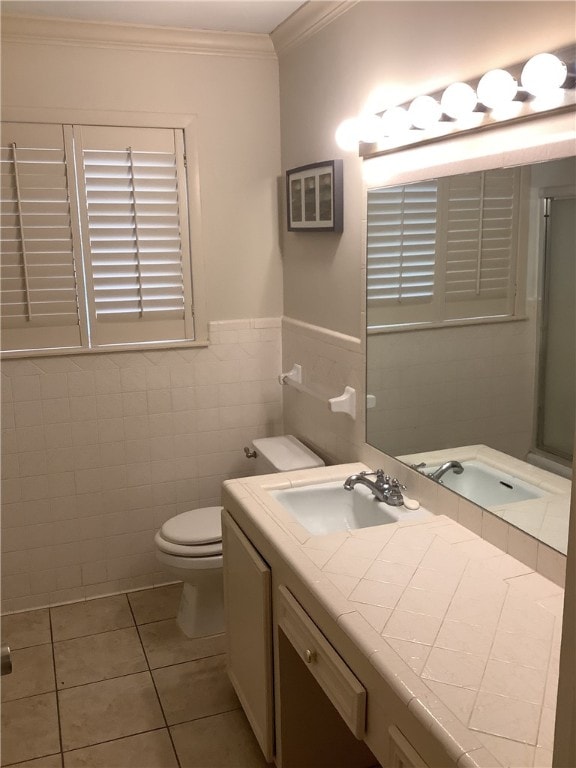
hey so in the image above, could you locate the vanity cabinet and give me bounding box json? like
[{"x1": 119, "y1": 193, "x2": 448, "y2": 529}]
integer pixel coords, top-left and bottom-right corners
[
  {"x1": 221, "y1": 510, "x2": 274, "y2": 763},
  {"x1": 388, "y1": 726, "x2": 429, "y2": 768},
  {"x1": 222, "y1": 500, "x2": 439, "y2": 768}
]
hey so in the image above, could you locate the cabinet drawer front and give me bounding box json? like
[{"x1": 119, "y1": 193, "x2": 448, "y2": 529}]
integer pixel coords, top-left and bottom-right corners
[{"x1": 278, "y1": 585, "x2": 366, "y2": 738}]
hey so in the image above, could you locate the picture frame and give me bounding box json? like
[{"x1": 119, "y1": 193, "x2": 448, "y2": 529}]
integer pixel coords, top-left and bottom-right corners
[{"x1": 286, "y1": 159, "x2": 343, "y2": 232}]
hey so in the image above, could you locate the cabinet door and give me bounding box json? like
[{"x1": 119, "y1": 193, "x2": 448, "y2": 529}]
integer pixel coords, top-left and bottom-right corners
[
  {"x1": 389, "y1": 726, "x2": 429, "y2": 768},
  {"x1": 222, "y1": 510, "x2": 274, "y2": 763}
]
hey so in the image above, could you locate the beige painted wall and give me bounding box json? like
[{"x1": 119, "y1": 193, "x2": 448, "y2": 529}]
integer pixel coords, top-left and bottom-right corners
[
  {"x1": 1, "y1": 24, "x2": 283, "y2": 321},
  {"x1": 0, "y1": 20, "x2": 286, "y2": 610},
  {"x1": 279, "y1": 0, "x2": 576, "y2": 338}
]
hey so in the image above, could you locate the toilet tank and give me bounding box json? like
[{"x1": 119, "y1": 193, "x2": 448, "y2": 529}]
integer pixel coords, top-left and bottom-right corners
[{"x1": 251, "y1": 435, "x2": 324, "y2": 474}]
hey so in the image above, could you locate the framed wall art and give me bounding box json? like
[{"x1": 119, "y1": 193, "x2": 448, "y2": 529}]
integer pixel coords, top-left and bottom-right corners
[{"x1": 286, "y1": 159, "x2": 343, "y2": 232}]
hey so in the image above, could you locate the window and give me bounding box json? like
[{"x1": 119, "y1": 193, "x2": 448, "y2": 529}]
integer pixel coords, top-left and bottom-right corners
[
  {"x1": 1, "y1": 120, "x2": 196, "y2": 354},
  {"x1": 366, "y1": 167, "x2": 527, "y2": 329}
]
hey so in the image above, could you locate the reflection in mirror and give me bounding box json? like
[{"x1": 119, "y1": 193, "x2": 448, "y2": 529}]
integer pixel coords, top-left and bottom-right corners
[{"x1": 366, "y1": 157, "x2": 575, "y2": 554}]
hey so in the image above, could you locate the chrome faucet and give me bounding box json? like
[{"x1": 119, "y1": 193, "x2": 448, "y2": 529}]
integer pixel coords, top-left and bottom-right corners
[
  {"x1": 343, "y1": 470, "x2": 406, "y2": 506},
  {"x1": 427, "y1": 460, "x2": 464, "y2": 482}
]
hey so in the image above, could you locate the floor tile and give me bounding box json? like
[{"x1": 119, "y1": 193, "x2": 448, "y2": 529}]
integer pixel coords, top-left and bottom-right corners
[
  {"x1": 51, "y1": 596, "x2": 134, "y2": 642},
  {"x1": 54, "y1": 627, "x2": 147, "y2": 689},
  {"x1": 1, "y1": 692, "x2": 60, "y2": 766},
  {"x1": 2, "y1": 645, "x2": 55, "y2": 702},
  {"x1": 9, "y1": 754, "x2": 63, "y2": 768},
  {"x1": 63, "y1": 730, "x2": 178, "y2": 768},
  {"x1": 170, "y1": 709, "x2": 268, "y2": 768},
  {"x1": 138, "y1": 619, "x2": 225, "y2": 669},
  {"x1": 153, "y1": 654, "x2": 239, "y2": 725},
  {"x1": 128, "y1": 584, "x2": 182, "y2": 625},
  {"x1": 58, "y1": 672, "x2": 164, "y2": 751},
  {"x1": 1, "y1": 609, "x2": 51, "y2": 649}
]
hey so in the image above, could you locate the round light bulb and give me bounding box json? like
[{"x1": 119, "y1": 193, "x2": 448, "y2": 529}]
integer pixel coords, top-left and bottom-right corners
[
  {"x1": 335, "y1": 117, "x2": 361, "y2": 152},
  {"x1": 357, "y1": 114, "x2": 383, "y2": 143},
  {"x1": 521, "y1": 53, "x2": 567, "y2": 97},
  {"x1": 380, "y1": 106, "x2": 411, "y2": 137},
  {"x1": 440, "y1": 82, "x2": 478, "y2": 119},
  {"x1": 477, "y1": 69, "x2": 518, "y2": 109},
  {"x1": 408, "y1": 95, "x2": 442, "y2": 129}
]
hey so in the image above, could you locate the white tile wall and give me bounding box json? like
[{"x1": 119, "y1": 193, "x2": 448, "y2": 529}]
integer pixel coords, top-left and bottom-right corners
[
  {"x1": 281, "y1": 317, "x2": 364, "y2": 464},
  {"x1": 1, "y1": 319, "x2": 282, "y2": 613},
  {"x1": 367, "y1": 319, "x2": 537, "y2": 460}
]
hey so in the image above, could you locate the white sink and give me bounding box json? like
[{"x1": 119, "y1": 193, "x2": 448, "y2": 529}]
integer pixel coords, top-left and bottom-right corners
[
  {"x1": 270, "y1": 481, "x2": 430, "y2": 535},
  {"x1": 427, "y1": 460, "x2": 545, "y2": 507}
]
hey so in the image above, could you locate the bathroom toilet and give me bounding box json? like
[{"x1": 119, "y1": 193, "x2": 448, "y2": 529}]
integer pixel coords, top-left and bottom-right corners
[{"x1": 154, "y1": 435, "x2": 324, "y2": 638}]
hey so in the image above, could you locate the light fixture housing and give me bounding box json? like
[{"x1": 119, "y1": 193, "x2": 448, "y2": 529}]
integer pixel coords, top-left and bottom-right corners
[{"x1": 347, "y1": 45, "x2": 575, "y2": 158}]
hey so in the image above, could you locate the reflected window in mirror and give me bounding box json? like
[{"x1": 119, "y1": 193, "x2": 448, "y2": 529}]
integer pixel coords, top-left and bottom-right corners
[{"x1": 367, "y1": 168, "x2": 528, "y2": 330}]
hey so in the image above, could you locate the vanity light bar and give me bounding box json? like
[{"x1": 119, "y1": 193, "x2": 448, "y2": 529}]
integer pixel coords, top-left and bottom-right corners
[{"x1": 336, "y1": 46, "x2": 576, "y2": 159}]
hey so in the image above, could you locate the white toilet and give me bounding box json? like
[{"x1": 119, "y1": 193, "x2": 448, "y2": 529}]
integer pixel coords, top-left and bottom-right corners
[{"x1": 154, "y1": 435, "x2": 324, "y2": 638}]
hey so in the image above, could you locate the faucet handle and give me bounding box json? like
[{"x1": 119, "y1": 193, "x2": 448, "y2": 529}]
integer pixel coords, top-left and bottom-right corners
[
  {"x1": 390, "y1": 478, "x2": 406, "y2": 491},
  {"x1": 360, "y1": 469, "x2": 387, "y2": 479},
  {"x1": 375, "y1": 469, "x2": 391, "y2": 485}
]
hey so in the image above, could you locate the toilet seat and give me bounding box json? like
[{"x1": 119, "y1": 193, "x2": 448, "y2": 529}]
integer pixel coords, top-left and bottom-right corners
[
  {"x1": 154, "y1": 531, "x2": 222, "y2": 558},
  {"x1": 156, "y1": 506, "x2": 223, "y2": 558}
]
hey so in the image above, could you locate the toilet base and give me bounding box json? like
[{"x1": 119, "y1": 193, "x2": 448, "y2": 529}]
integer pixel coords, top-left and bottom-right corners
[{"x1": 177, "y1": 576, "x2": 224, "y2": 638}]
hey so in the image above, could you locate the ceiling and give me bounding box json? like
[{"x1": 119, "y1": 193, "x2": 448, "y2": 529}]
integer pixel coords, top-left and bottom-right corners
[{"x1": 0, "y1": 1, "x2": 308, "y2": 34}]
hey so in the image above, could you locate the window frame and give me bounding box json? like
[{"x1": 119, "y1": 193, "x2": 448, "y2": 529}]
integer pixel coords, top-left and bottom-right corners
[{"x1": 1, "y1": 106, "x2": 208, "y2": 358}]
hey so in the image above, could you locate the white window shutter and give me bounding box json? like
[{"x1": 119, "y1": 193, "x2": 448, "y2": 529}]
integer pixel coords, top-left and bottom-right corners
[
  {"x1": 74, "y1": 125, "x2": 194, "y2": 347},
  {"x1": 367, "y1": 180, "x2": 438, "y2": 326},
  {"x1": 442, "y1": 168, "x2": 521, "y2": 320},
  {"x1": 0, "y1": 122, "x2": 83, "y2": 352}
]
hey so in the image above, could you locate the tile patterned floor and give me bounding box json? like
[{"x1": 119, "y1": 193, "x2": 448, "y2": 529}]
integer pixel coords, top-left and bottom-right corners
[{"x1": 1, "y1": 585, "x2": 269, "y2": 767}]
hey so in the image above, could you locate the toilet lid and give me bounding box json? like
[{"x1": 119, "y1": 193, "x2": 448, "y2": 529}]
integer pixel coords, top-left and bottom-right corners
[{"x1": 160, "y1": 506, "x2": 222, "y2": 546}]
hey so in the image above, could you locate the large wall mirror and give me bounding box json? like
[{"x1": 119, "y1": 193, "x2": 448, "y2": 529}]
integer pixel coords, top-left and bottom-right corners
[{"x1": 366, "y1": 156, "x2": 575, "y2": 555}]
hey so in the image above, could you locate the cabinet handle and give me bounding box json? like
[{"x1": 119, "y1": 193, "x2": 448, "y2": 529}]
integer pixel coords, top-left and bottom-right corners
[{"x1": 305, "y1": 649, "x2": 316, "y2": 664}]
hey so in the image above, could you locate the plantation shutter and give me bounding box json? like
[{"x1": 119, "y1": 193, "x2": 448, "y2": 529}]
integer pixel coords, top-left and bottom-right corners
[
  {"x1": 366, "y1": 180, "x2": 438, "y2": 326},
  {"x1": 74, "y1": 125, "x2": 194, "y2": 347},
  {"x1": 442, "y1": 168, "x2": 520, "y2": 320},
  {"x1": 0, "y1": 122, "x2": 83, "y2": 352}
]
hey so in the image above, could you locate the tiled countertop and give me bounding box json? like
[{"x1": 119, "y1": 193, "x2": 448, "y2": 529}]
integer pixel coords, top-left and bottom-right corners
[{"x1": 222, "y1": 463, "x2": 564, "y2": 768}]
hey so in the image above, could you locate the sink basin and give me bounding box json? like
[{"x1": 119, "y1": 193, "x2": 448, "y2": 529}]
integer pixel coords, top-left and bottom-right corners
[
  {"x1": 270, "y1": 481, "x2": 430, "y2": 535},
  {"x1": 426, "y1": 460, "x2": 545, "y2": 507}
]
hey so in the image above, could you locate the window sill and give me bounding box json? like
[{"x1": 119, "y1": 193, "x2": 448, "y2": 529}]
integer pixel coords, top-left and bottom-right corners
[
  {"x1": 0, "y1": 338, "x2": 210, "y2": 360},
  {"x1": 367, "y1": 315, "x2": 529, "y2": 335}
]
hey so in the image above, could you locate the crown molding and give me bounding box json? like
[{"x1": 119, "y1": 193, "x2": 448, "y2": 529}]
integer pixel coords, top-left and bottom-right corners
[
  {"x1": 1, "y1": 14, "x2": 276, "y2": 59},
  {"x1": 271, "y1": 1, "x2": 358, "y2": 56}
]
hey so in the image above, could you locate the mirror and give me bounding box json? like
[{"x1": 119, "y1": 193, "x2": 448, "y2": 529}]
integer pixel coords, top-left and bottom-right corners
[{"x1": 366, "y1": 157, "x2": 575, "y2": 555}]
